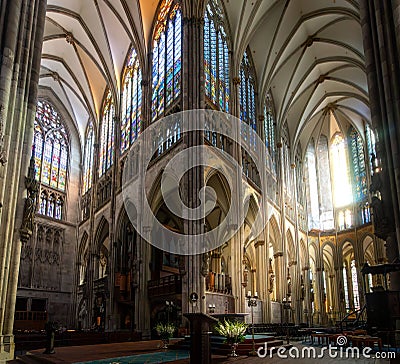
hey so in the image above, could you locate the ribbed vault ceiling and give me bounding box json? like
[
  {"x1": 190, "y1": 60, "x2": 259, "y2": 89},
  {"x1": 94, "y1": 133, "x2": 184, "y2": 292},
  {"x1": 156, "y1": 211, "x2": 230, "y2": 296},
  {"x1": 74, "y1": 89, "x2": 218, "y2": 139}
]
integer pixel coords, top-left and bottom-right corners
[{"x1": 40, "y1": 0, "x2": 369, "y2": 156}]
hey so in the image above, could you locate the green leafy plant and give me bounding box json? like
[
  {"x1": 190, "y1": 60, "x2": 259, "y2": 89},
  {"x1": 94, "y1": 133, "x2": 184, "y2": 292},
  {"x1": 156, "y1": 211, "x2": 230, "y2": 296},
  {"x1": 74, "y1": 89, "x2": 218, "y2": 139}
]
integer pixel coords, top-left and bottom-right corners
[
  {"x1": 214, "y1": 320, "x2": 248, "y2": 345},
  {"x1": 155, "y1": 322, "x2": 176, "y2": 340}
]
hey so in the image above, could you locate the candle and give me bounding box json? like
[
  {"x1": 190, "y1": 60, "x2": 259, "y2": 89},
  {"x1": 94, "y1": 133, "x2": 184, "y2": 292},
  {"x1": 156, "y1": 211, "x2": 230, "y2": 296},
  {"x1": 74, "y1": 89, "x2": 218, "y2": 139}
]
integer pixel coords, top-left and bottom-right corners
[
  {"x1": 248, "y1": 290, "x2": 251, "y2": 297},
  {"x1": 255, "y1": 291, "x2": 258, "y2": 298}
]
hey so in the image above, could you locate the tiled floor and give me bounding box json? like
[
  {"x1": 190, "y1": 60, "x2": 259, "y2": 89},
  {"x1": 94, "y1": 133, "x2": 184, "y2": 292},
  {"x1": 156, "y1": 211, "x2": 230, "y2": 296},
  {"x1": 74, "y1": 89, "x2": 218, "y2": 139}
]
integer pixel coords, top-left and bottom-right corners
[
  {"x1": 24, "y1": 340, "x2": 398, "y2": 364},
  {"x1": 26, "y1": 339, "x2": 182, "y2": 363}
]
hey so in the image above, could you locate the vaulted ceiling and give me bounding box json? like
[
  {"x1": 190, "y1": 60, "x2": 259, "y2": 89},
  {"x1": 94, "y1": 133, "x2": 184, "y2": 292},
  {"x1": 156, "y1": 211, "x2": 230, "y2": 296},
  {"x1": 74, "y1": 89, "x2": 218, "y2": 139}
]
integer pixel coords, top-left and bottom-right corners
[{"x1": 40, "y1": 0, "x2": 369, "y2": 156}]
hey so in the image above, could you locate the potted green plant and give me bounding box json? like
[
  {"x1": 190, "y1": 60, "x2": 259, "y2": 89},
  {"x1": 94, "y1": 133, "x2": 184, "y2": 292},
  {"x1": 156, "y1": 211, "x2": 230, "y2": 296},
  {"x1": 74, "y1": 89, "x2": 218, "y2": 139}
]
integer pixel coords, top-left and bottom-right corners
[
  {"x1": 155, "y1": 322, "x2": 176, "y2": 349},
  {"x1": 214, "y1": 319, "x2": 248, "y2": 357}
]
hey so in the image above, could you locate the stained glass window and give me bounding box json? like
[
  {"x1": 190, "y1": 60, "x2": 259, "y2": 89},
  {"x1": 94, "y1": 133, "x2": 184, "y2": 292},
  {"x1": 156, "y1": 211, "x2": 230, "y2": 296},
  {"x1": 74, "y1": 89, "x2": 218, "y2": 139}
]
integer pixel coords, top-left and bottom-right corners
[
  {"x1": 365, "y1": 123, "x2": 376, "y2": 172},
  {"x1": 282, "y1": 122, "x2": 291, "y2": 191},
  {"x1": 349, "y1": 127, "x2": 367, "y2": 202},
  {"x1": 306, "y1": 141, "x2": 320, "y2": 230},
  {"x1": 151, "y1": 0, "x2": 182, "y2": 121},
  {"x1": 345, "y1": 209, "x2": 353, "y2": 227},
  {"x1": 264, "y1": 91, "x2": 276, "y2": 166},
  {"x1": 204, "y1": 0, "x2": 230, "y2": 112},
  {"x1": 295, "y1": 145, "x2": 304, "y2": 205},
  {"x1": 239, "y1": 50, "x2": 257, "y2": 131},
  {"x1": 331, "y1": 133, "x2": 352, "y2": 207},
  {"x1": 121, "y1": 47, "x2": 142, "y2": 153},
  {"x1": 32, "y1": 100, "x2": 69, "y2": 192},
  {"x1": 83, "y1": 124, "x2": 94, "y2": 194},
  {"x1": 99, "y1": 90, "x2": 115, "y2": 177}
]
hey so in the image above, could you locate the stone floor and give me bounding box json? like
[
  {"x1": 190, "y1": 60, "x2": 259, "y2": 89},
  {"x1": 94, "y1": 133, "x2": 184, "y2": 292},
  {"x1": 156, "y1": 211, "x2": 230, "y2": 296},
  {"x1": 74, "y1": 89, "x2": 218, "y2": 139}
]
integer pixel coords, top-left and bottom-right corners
[{"x1": 20, "y1": 340, "x2": 399, "y2": 364}]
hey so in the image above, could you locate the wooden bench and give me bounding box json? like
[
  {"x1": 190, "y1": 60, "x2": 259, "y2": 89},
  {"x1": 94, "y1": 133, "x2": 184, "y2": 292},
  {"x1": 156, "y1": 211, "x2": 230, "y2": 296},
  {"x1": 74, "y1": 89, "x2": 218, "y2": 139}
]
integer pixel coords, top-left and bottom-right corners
[
  {"x1": 348, "y1": 335, "x2": 382, "y2": 350},
  {"x1": 311, "y1": 332, "x2": 330, "y2": 345}
]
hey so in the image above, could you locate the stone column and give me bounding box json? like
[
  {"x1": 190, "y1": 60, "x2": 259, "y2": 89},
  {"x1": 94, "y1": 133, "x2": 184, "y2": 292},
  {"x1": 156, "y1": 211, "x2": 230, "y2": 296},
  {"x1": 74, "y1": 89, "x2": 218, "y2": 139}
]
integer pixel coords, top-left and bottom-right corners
[
  {"x1": 302, "y1": 266, "x2": 311, "y2": 325},
  {"x1": 0, "y1": 1, "x2": 46, "y2": 361},
  {"x1": 133, "y1": 76, "x2": 151, "y2": 338},
  {"x1": 181, "y1": 9, "x2": 207, "y2": 314},
  {"x1": 277, "y1": 141, "x2": 288, "y2": 301},
  {"x1": 359, "y1": 0, "x2": 400, "y2": 288},
  {"x1": 229, "y1": 72, "x2": 246, "y2": 314},
  {"x1": 314, "y1": 267, "x2": 326, "y2": 325},
  {"x1": 273, "y1": 252, "x2": 284, "y2": 302}
]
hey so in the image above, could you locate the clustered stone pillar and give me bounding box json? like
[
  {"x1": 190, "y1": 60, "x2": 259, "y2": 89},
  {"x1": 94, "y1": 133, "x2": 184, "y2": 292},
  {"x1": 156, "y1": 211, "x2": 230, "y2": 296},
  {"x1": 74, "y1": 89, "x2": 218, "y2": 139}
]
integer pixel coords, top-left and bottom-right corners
[
  {"x1": 181, "y1": 6, "x2": 206, "y2": 315},
  {"x1": 0, "y1": 1, "x2": 47, "y2": 361},
  {"x1": 359, "y1": 0, "x2": 400, "y2": 288}
]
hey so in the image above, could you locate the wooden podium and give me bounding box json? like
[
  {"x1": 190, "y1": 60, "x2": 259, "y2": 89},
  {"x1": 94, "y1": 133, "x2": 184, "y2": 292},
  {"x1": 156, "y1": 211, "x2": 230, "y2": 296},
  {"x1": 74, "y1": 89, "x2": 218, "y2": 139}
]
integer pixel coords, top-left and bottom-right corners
[{"x1": 184, "y1": 313, "x2": 218, "y2": 364}]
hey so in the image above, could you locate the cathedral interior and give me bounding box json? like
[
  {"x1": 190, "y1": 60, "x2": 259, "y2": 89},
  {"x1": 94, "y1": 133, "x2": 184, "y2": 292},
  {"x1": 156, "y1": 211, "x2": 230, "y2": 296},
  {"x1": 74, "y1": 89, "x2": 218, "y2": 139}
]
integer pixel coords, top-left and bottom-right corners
[{"x1": 0, "y1": 0, "x2": 400, "y2": 362}]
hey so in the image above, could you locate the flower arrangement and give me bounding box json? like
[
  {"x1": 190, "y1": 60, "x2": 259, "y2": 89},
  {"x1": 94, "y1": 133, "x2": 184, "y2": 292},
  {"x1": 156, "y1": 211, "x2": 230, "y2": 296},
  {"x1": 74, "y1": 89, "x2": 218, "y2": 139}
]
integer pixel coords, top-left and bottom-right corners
[
  {"x1": 155, "y1": 322, "x2": 176, "y2": 340},
  {"x1": 214, "y1": 319, "x2": 248, "y2": 345}
]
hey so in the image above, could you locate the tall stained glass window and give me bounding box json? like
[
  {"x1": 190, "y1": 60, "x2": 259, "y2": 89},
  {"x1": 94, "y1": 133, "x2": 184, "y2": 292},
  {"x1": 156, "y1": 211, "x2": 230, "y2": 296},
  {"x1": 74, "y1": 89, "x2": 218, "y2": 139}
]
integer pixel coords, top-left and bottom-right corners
[
  {"x1": 32, "y1": 100, "x2": 69, "y2": 191},
  {"x1": 239, "y1": 50, "x2": 256, "y2": 131},
  {"x1": 121, "y1": 47, "x2": 142, "y2": 153},
  {"x1": 204, "y1": 0, "x2": 230, "y2": 112},
  {"x1": 331, "y1": 133, "x2": 352, "y2": 207},
  {"x1": 365, "y1": 123, "x2": 376, "y2": 171},
  {"x1": 151, "y1": 0, "x2": 182, "y2": 121},
  {"x1": 264, "y1": 91, "x2": 276, "y2": 169},
  {"x1": 349, "y1": 127, "x2": 367, "y2": 202},
  {"x1": 99, "y1": 90, "x2": 115, "y2": 177},
  {"x1": 83, "y1": 124, "x2": 94, "y2": 194},
  {"x1": 306, "y1": 141, "x2": 320, "y2": 230}
]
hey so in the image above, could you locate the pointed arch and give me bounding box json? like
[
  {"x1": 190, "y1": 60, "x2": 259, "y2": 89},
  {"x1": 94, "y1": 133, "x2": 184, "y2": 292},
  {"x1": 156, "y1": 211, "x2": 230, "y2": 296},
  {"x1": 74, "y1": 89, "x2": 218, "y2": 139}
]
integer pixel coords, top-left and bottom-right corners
[
  {"x1": 286, "y1": 229, "x2": 295, "y2": 262},
  {"x1": 94, "y1": 217, "x2": 110, "y2": 252},
  {"x1": 268, "y1": 214, "x2": 281, "y2": 252}
]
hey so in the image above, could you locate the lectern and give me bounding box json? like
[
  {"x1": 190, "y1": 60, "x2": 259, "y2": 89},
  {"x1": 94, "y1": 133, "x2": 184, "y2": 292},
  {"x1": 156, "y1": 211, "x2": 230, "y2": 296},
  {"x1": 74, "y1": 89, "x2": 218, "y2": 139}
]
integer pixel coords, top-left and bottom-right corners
[{"x1": 184, "y1": 313, "x2": 218, "y2": 364}]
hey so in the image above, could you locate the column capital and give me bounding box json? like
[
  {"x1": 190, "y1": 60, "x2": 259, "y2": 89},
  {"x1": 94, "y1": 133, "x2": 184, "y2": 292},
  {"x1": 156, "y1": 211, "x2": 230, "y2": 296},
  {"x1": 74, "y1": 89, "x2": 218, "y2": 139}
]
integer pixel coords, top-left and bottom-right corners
[
  {"x1": 274, "y1": 252, "x2": 283, "y2": 258},
  {"x1": 288, "y1": 260, "x2": 297, "y2": 266},
  {"x1": 232, "y1": 77, "x2": 241, "y2": 86},
  {"x1": 255, "y1": 240, "x2": 265, "y2": 248}
]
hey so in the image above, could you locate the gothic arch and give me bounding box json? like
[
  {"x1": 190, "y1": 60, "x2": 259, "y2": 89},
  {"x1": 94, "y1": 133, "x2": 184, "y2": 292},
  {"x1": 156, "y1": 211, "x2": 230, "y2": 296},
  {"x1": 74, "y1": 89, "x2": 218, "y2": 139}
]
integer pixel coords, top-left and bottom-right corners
[
  {"x1": 286, "y1": 229, "x2": 296, "y2": 263},
  {"x1": 338, "y1": 238, "x2": 356, "y2": 254},
  {"x1": 94, "y1": 217, "x2": 110, "y2": 252},
  {"x1": 362, "y1": 235, "x2": 375, "y2": 265},
  {"x1": 78, "y1": 232, "x2": 89, "y2": 258},
  {"x1": 299, "y1": 238, "x2": 307, "y2": 268},
  {"x1": 268, "y1": 214, "x2": 281, "y2": 252}
]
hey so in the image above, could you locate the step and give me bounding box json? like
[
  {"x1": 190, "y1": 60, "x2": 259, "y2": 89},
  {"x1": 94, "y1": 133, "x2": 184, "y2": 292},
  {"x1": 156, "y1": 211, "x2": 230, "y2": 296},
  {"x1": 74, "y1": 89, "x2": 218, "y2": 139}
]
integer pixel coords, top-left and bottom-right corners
[{"x1": 16, "y1": 353, "x2": 54, "y2": 364}]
